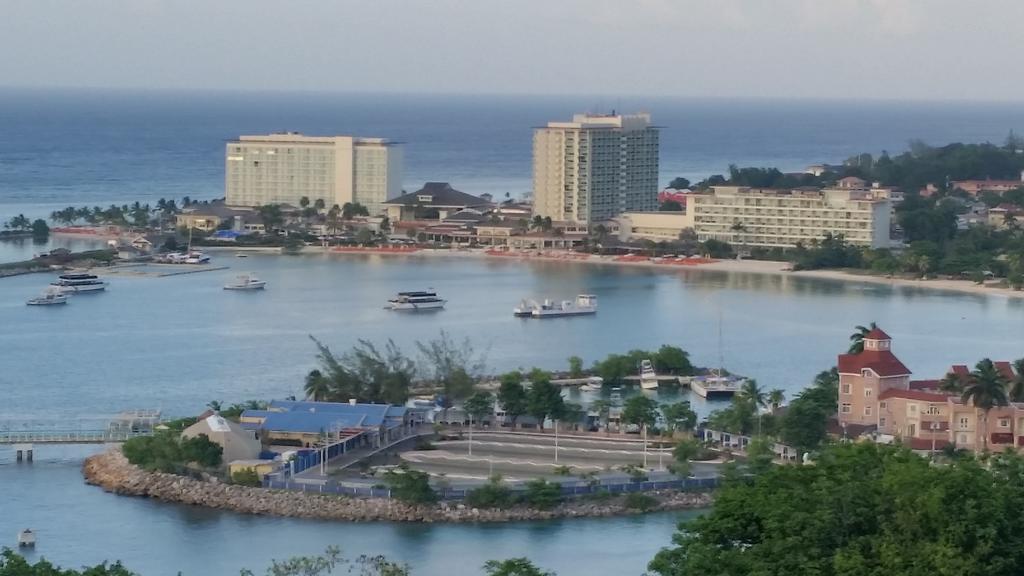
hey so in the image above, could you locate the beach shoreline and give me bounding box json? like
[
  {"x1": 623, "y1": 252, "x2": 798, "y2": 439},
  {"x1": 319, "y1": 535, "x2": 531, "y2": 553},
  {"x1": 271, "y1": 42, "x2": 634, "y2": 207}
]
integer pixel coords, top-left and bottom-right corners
[{"x1": 315, "y1": 247, "x2": 1024, "y2": 300}]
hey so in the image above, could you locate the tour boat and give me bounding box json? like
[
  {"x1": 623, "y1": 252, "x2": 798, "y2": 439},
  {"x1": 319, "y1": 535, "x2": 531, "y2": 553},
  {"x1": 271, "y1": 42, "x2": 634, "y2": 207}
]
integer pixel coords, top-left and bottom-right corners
[
  {"x1": 223, "y1": 273, "x2": 266, "y2": 291},
  {"x1": 518, "y1": 294, "x2": 597, "y2": 318},
  {"x1": 689, "y1": 375, "x2": 743, "y2": 399},
  {"x1": 51, "y1": 273, "x2": 107, "y2": 293},
  {"x1": 513, "y1": 299, "x2": 539, "y2": 317},
  {"x1": 387, "y1": 290, "x2": 446, "y2": 311},
  {"x1": 639, "y1": 359, "x2": 659, "y2": 390},
  {"x1": 27, "y1": 287, "x2": 69, "y2": 306},
  {"x1": 17, "y1": 529, "x2": 35, "y2": 548}
]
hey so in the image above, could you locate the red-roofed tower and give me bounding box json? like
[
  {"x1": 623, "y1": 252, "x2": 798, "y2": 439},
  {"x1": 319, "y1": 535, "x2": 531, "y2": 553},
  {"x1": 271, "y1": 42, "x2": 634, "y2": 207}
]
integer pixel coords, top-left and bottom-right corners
[{"x1": 837, "y1": 327, "x2": 912, "y2": 428}]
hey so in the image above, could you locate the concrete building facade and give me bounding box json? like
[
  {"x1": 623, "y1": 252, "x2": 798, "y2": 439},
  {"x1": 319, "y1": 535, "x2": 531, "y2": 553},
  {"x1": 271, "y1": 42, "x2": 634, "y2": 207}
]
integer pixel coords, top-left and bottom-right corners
[
  {"x1": 532, "y1": 113, "x2": 659, "y2": 225},
  {"x1": 681, "y1": 186, "x2": 892, "y2": 249},
  {"x1": 225, "y1": 133, "x2": 402, "y2": 215}
]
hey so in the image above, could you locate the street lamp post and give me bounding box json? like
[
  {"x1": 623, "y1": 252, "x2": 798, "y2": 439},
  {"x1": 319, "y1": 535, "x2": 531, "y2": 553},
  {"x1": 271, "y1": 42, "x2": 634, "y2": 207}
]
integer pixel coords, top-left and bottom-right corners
[
  {"x1": 930, "y1": 421, "x2": 941, "y2": 459},
  {"x1": 841, "y1": 421, "x2": 848, "y2": 443},
  {"x1": 554, "y1": 419, "x2": 559, "y2": 463},
  {"x1": 643, "y1": 423, "x2": 648, "y2": 469},
  {"x1": 468, "y1": 413, "x2": 473, "y2": 457}
]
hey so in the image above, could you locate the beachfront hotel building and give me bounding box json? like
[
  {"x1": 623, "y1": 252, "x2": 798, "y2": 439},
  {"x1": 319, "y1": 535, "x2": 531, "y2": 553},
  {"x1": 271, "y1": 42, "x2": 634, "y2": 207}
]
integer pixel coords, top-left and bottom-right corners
[
  {"x1": 680, "y1": 185, "x2": 893, "y2": 249},
  {"x1": 225, "y1": 132, "x2": 402, "y2": 215},
  {"x1": 532, "y1": 113, "x2": 659, "y2": 225},
  {"x1": 837, "y1": 327, "x2": 1024, "y2": 453}
]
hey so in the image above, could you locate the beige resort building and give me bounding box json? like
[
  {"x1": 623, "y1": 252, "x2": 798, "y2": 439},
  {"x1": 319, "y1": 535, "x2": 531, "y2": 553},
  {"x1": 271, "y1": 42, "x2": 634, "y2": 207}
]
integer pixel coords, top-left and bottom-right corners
[
  {"x1": 837, "y1": 327, "x2": 1022, "y2": 452},
  {"x1": 225, "y1": 132, "x2": 402, "y2": 215},
  {"x1": 532, "y1": 113, "x2": 659, "y2": 225}
]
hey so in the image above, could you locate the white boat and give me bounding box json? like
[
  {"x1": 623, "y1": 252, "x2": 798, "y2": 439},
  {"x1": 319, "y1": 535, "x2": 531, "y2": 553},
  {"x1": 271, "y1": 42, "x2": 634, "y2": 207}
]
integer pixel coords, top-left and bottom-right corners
[
  {"x1": 27, "y1": 287, "x2": 69, "y2": 306},
  {"x1": 522, "y1": 294, "x2": 597, "y2": 318},
  {"x1": 639, "y1": 359, "x2": 659, "y2": 390},
  {"x1": 690, "y1": 376, "x2": 743, "y2": 399},
  {"x1": 51, "y1": 273, "x2": 107, "y2": 293},
  {"x1": 17, "y1": 528, "x2": 35, "y2": 548},
  {"x1": 579, "y1": 376, "x2": 604, "y2": 392},
  {"x1": 387, "y1": 290, "x2": 446, "y2": 311},
  {"x1": 224, "y1": 274, "x2": 266, "y2": 291},
  {"x1": 513, "y1": 299, "x2": 539, "y2": 317},
  {"x1": 184, "y1": 251, "x2": 211, "y2": 264}
]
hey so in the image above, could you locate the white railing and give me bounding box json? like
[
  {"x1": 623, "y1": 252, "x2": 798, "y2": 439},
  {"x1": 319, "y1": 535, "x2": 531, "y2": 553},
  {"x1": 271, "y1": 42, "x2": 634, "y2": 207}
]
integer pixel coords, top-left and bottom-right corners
[{"x1": 0, "y1": 430, "x2": 150, "y2": 444}]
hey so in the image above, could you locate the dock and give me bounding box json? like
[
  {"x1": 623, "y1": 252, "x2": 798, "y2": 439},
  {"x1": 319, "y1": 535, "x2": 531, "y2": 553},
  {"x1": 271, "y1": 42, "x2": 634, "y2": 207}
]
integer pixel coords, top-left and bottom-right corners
[{"x1": 98, "y1": 264, "x2": 230, "y2": 278}]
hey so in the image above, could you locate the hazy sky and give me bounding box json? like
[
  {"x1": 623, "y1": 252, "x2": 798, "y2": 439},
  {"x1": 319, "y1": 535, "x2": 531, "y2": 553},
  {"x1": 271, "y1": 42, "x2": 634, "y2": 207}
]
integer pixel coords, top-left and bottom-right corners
[{"x1": 3, "y1": 0, "x2": 1023, "y2": 100}]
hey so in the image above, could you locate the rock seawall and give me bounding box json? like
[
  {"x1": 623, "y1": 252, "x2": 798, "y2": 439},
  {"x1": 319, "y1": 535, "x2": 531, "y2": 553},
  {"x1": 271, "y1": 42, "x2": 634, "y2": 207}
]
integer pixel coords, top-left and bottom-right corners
[{"x1": 83, "y1": 448, "x2": 713, "y2": 523}]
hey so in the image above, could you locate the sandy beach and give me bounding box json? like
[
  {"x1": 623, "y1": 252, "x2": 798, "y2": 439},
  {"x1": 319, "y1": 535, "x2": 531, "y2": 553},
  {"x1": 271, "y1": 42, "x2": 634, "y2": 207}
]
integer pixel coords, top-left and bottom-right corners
[{"x1": 319, "y1": 246, "x2": 1024, "y2": 300}]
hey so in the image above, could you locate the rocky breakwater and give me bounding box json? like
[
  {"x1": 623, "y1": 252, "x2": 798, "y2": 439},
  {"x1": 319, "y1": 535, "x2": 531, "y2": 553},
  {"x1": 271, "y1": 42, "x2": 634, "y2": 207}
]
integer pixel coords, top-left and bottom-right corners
[{"x1": 83, "y1": 448, "x2": 713, "y2": 523}]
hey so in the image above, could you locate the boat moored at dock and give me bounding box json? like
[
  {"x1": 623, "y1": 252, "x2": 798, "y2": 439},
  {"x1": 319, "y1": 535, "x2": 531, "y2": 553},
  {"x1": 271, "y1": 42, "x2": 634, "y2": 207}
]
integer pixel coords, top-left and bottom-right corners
[
  {"x1": 388, "y1": 290, "x2": 446, "y2": 311},
  {"x1": 514, "y1": 294, "x2": 597, "y2": 318},
  {"x1": 51, "y1": 273, "x2": 107, "y2": 293},
  {"x1": 639, "y1": 359, "x2": 659, "y2": 390},
  {"x1": 684, "y1": 375, "x2": 744, "y2": 399}
]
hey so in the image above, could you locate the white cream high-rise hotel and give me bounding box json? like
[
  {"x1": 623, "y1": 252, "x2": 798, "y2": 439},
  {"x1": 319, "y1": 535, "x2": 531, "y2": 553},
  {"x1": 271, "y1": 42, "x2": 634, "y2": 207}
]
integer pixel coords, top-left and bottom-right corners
[
  {"x1": 225, "y1": 132, "x2": 402, "y2": 215},
  {"x1": 532, "y1": 113, "x2": 659, "y2": 224}
]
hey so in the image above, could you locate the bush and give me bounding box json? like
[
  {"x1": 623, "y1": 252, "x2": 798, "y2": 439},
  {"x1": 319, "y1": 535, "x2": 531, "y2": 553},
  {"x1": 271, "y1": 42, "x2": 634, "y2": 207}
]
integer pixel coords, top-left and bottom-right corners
[
  {"x1": 465, "y1": 476, "x2": 515, "y2": 509},
  {"x1": 522, "y1": 478, "x2": 562, "y2": 510},
  {"x1": 122, "y1": 433, "x2": 184, "y2": 473},
  {"x1": 619, "y1": 464, "x2": 649, "y2": 482},
  {"x1": 231, "y1": 468, "x2": 261, "y2": 487},
  {"x1": 384, "y1": 465, "x2": 436, "y2": 504},
  {"x1": 623, "y1": 492, "x2": 659, "y2": 511},
  {"x1": 552, "y1": 465, "x2": 573, "y2": 476},
  {"x1": 180, "y1": 434, "x2": 223, "y2": 468}
]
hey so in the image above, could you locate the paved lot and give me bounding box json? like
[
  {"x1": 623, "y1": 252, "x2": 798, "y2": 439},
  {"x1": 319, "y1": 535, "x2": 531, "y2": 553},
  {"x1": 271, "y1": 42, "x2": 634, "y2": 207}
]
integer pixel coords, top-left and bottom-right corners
[{"x1": 398, "y1": 432, "x2": 718, "y2": 486}]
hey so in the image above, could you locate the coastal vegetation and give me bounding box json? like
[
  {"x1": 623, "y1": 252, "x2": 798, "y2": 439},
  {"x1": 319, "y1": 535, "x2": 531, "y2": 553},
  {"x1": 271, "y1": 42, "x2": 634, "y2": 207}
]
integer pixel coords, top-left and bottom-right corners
[
  {"x1": 121, "y1": 432, "x2": 222, "y2": 473},
  {"x1": 589, "y1": 345, "x2": 695, "y2": 384},
  {"x1": 0, "y1": 547, "x2": 560, "y2": 576},
  {"x1": 649, "y1": 442, "x2": 1024, "y2": 576}
]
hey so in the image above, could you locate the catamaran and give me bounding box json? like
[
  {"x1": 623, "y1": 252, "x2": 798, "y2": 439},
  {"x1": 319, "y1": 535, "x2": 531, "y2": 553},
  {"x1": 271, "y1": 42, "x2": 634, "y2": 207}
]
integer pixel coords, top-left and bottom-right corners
[
  {"x1": 51, "y1": 273, "x2": 107, "y2": 293},
  {"x1": 387, "y1": 290, "x2": 446, "y2": 311}
]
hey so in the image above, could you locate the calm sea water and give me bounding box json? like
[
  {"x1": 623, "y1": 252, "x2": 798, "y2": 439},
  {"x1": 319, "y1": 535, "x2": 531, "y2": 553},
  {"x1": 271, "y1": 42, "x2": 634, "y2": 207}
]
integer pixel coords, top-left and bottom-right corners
[
  {"x1": 3, "y1": 91, "x2": 1024, "y2": 574},
  {"x1": 3, "y1": 88, "x2": 1024, "y2": 222}
]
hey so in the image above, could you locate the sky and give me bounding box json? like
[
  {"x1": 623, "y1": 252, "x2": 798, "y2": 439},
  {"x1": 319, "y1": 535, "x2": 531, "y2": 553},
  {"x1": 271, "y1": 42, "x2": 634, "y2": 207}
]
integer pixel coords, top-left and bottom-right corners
[{"x1": 2, "y1": 0, "x2": 1023, "y2": 100}]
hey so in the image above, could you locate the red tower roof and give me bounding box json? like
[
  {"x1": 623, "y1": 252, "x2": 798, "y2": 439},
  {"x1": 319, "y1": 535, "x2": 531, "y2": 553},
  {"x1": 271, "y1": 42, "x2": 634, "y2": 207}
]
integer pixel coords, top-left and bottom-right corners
[{"x1": 863, "y1": 327, "x2": 891, "y2": 340}]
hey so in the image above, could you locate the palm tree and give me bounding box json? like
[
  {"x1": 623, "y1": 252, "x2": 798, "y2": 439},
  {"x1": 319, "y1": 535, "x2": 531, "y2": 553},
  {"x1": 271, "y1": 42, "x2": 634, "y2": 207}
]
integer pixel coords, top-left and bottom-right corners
[
  {"x1": 768, "y1": 389, "x2": 785, "y2": 414},
  {"x1": 939, "y1": 372, "x2": 964, "y2": 395},
  {"x1": 848, "y1": 322, "x2": 878, "y2": 354},
  {"x1": 1010, "y1": 358, "x2": 1024, "y2": 402},
  {"x1": 961, "y1": 358, "x2": 1010, "y2": 453},
  {"x1": 304, "y1": 369, "x2": 331, "y2": 402},
  {"x1": 740, "y1": 379, "x2": 767, "y2": 410}
]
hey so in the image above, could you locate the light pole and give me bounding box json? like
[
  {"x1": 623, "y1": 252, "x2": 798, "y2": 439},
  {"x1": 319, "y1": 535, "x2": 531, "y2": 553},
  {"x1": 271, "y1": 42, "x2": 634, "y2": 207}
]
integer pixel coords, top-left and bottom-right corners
[
  {"x1": 642, "y1": 423, "x2": 648, "y2": 468},
  {"x1": 930, "y1": 421, "x2": 941, "y2": 459},
  {"x1": 841, "y1": 421, "x2": 848, "y2": 443},
  {"x1": 554, "y1": 419, "x2": 559, "y2": 463},
  {"x1": 468, "y1": 413, "x2": 473, "y2": 457}
]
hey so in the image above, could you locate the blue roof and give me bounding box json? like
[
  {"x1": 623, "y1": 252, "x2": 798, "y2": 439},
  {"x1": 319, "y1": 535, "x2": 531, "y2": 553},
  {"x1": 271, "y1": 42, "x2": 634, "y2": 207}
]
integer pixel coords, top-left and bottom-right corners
[
  {"x1": 212, "y1": 230, "x2": 243, "y2": 238},
  {"x1": 267, "y1": 400, "x2": 406, "y2": 426},
  {"x1": 258, "y1": 411, "x2": 371, "y2": 434}
]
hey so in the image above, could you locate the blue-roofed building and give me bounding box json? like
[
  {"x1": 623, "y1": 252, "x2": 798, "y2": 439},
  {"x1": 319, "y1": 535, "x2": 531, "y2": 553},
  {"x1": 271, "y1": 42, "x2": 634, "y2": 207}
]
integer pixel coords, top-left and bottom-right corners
[{"x1": 241, "y1": 400, "x2": 411, "y2": 449}]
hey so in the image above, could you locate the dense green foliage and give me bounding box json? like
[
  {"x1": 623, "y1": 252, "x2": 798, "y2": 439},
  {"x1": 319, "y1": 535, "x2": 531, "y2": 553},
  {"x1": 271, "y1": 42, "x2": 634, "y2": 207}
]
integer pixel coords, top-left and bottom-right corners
[
  {"x1": 660, "y1": 401, "x2": 697, "y2": 433},
  {"x1": 482, "y1": 558, "x2": 555, "y2": 576},
  {"x1": 521, "y1": 479, "x2": 562, "y2": 510},
  {"x1": 306, "y1": 336, "x2": 415, "y2": 405},
  {"x1": 463, "y1": 391, "x2": 494, "y2": 423},
  {"x1": 497, "y1": 371, "x2": 528, "y2": 425},
  {"x1": 465, "y1": 476, "x2": 515, "y2": 509},
  {"x1": 591, "y1": 346, "x2": 694, "y2": 384},
  {"x1": 383, "y1": 465, "x2": 436, "y2": 504},
  {"x1": 622, "y1": 492, "x2": 659, "y2": 511},
  {"x1": 121, "y1": 432, "x2": 222, "y2": 472},
  {"x1": 621, "y1": 396, "x2": 659, "y2": 429},
  {"x1": 0, "y1": 550, "x2": 135, "y2": 576},
  {"x1": 525, "y1": 370, "x2": 565, "y2": 429},
  {"x1": 650, "y1": 442, "x2": 1024, "y2": 576}
]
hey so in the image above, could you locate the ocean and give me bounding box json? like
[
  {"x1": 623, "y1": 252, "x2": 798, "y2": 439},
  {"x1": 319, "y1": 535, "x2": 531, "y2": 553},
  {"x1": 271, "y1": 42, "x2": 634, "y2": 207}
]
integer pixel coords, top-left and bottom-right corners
[{"x1": 3, "y1": 88, "x2": 1024, "y2": 222}]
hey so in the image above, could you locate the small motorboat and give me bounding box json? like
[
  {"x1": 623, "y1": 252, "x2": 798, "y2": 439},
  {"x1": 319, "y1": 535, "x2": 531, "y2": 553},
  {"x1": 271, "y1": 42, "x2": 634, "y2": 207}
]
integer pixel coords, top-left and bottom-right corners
[
  {"x1": 27, "y1": 288, "x2": 69, "y2": 306},
  {"x1": 640, "y1": 359, "x2": 659, "y2": 390},
  {"x1": 224, "y1": 274, "x2": 266, "y2": 291},
  {"x1": 579, "y1": 376, "x2": 604, "y2": 392},
  {"x1": 18, "y1": 528, "x2": 35, "y2": 548},
  {"x1": 236, "y1": 253, "x2": 248, "y2": 258}
]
